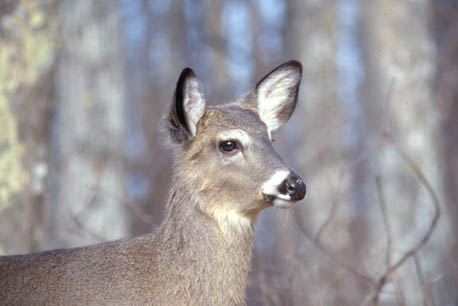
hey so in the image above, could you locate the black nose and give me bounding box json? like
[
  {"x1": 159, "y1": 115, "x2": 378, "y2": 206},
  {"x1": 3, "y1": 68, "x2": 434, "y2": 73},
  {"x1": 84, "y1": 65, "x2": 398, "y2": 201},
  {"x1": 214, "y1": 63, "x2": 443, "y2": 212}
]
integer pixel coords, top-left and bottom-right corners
[{"x1": 279, "y1": 176, "x2": 306, "y2": 201}]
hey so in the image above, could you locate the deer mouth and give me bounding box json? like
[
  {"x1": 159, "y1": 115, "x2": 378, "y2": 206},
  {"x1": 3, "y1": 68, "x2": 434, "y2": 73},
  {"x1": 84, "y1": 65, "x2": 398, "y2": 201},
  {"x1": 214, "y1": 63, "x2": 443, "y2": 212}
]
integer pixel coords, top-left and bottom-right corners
[{"x1": 262, "y1": 193, "x2": 298, "y2": 209}]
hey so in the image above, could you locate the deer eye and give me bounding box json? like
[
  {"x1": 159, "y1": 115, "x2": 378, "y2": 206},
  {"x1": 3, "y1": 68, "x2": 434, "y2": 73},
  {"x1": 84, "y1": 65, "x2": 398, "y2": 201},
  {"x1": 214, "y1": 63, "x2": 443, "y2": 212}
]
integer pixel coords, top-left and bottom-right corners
[{"x1": 219, "y1": 140, "x2": 240, "y2": 153}]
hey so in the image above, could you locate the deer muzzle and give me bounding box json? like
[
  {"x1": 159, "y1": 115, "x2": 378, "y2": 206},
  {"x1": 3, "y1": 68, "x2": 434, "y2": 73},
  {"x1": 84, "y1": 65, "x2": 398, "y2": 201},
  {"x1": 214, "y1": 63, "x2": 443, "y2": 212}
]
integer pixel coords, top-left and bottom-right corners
[{"x1": 278, "y1": 175, "x2": 306, "y2": 201}]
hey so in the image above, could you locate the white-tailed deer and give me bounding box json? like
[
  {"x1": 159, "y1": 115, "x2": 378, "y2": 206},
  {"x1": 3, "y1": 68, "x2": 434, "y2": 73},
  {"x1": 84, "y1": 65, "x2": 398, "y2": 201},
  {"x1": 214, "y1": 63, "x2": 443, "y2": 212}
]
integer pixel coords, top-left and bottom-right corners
[{"x1": 0, "y1": 60, "x2": 305, "y2": 306}]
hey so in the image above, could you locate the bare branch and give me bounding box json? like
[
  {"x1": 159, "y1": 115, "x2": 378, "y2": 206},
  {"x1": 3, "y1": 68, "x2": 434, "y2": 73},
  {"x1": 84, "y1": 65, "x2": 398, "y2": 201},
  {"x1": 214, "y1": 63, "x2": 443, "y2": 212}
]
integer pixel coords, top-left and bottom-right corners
[
  {"x1": 394, "y1": 275, "x2": 407, "y2": 306},
  {"x1": 427, "y1": 275, "x2": 437, "y2": 306},
  {"x1": 61, "y1": 208, "x2": 106, "y2": 243},
  {"x1": 375, "y1": 176, "x2": 393, "y2": 267},
  {"x1": 314, "y1": 170, "x2": 344, "y2": 242},
  {"x1": 295, "y1": 140, "x2": 441, "y2": 306},
  {"x1": 294, "y1": 209, "x2": 375, "y2": 287},
  {"x1": 413, "y1": 254, "x2": 428, "y2": 306},
  {"x1": 386, "y1": 147, "x2": 441, "y2": 274},
  {"x1": 89, "y1": 186, "x2": 155, "y2": 224},
  {"x1": 363, "y1": 147, "x2": 441, "y2": 305}
]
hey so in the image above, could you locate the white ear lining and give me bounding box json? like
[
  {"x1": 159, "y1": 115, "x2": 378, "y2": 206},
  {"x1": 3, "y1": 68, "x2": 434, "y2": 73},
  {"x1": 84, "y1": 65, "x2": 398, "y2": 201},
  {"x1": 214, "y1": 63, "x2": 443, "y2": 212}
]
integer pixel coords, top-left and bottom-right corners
[
  {"x1": 256, "y1": 69, "x2": 300, "y2": 133},
  {"x1": 183, "y1": 77, "x2": 206, "y2": 136}
]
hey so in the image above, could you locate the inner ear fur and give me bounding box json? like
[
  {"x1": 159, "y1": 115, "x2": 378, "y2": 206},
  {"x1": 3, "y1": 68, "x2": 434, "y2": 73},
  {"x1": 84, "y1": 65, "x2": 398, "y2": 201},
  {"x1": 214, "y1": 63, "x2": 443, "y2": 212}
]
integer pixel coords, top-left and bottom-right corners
[
  {"x1": 167, "y1": 68, "x2": 206, "y2": 144},
  {"x1": 254, "y1": 60, "x2": 303, "y2": 132}
]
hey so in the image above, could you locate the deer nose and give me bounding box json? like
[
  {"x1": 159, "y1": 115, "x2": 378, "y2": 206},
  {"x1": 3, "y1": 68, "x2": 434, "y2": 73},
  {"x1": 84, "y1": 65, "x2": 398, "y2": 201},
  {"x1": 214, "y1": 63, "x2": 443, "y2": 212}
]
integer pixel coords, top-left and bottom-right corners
[{"x1": 279, "y1": 176, "x2": 306, "y2": 201}]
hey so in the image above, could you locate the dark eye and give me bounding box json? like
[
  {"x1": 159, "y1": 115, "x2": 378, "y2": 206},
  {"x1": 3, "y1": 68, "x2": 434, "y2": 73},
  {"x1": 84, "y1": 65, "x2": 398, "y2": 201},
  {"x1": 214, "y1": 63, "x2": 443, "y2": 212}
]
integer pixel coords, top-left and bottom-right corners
[{"x1": 219, "y1": 140, "x2": 238, "y2": 153}]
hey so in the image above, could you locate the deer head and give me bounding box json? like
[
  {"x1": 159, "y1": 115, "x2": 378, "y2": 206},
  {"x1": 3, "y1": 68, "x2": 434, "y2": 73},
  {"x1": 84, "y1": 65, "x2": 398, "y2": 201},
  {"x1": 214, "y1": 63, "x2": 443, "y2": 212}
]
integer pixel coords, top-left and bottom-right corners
[{"x1": 167, "y1": 61, "x2": 306, "y2": 231}]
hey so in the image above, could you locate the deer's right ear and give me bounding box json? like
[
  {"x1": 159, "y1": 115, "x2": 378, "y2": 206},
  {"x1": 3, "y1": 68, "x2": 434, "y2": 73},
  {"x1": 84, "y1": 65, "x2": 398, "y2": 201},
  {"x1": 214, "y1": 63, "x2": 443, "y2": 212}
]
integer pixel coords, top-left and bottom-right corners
[{"x1": 168, "y1": 68, "x2": 206, "y2": 143}]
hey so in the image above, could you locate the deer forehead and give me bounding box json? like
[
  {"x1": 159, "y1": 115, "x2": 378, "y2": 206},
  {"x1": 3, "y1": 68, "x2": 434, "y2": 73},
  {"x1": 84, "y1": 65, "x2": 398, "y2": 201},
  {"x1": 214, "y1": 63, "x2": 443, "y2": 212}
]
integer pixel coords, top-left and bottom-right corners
[
  {"x1": 198, "y1": 106, "x2": 268, "y2": 138},
  {"x1": 218, "y1": 129, "x2": 250, "y2": 145}
]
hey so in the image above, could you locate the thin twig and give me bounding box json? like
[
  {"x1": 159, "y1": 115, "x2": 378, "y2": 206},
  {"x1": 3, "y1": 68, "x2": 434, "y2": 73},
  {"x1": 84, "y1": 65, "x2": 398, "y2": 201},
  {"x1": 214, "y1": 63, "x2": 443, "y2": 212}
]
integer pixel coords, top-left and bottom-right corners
[
  {"x1": 88, "y1": 186, "x2": 156, "y2": 224},
  {"x1": 314, "y1": 170, "x2": 344, "y2": 242},
  {"x1": 385, "y1": 147, "x2": 440, "y2": 275},
  {"x1": 364, "y1": 147, "x2": 441, "y2": 306},
  {"x1": 375, "y1": 176, "x2": 393, "y2": 267},
  {"x1": 394, "y1": 275, "x2": 407, "y2": 306},
  {"x1": 289, "y1": 246, "x2": 315, "y2": 306},
  {"x1": 313, "y1": 199, "x2": 340, "y2": 243},
  {"x1": 294, "y1": 210, "x2": 375, "y2": 287},
  {"x1": 413, "y1": 254, "x2": 428, "y2": 306},
  {"x1": 64, "y1": 209, "x2": 106, "y2": 242},
  {"x1": 427, "y1": 275, "x2": 437, "y2": 306}
]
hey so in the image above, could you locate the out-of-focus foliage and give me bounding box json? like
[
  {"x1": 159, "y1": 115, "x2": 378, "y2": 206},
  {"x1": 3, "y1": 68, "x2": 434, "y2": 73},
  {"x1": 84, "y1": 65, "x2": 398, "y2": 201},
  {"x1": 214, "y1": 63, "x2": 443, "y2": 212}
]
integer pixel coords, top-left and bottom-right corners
[{"x1": 0, "y1": 0, "x2": 57, "y2": 211}]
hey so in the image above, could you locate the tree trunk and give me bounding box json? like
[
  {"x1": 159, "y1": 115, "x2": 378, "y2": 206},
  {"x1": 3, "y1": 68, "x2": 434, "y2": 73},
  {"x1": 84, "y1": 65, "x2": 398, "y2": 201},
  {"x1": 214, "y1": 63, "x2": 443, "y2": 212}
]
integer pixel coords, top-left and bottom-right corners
[
  {"x1": 45, "y1": 0, "x2": 128, "y2": 249},
  {"x1": 361, "y1": 0, "x2": 446, "y2": 304},
  {"x1": 0, "y1": 0, "x2": 57, "y2": 255}
]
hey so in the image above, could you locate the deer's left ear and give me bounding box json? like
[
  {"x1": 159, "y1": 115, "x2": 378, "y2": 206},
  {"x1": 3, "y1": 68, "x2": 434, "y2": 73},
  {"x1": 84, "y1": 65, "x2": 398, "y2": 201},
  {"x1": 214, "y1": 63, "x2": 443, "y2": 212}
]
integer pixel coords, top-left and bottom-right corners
[{"x1": 254, "y1": 60, "x2": 302, "y2": 133}]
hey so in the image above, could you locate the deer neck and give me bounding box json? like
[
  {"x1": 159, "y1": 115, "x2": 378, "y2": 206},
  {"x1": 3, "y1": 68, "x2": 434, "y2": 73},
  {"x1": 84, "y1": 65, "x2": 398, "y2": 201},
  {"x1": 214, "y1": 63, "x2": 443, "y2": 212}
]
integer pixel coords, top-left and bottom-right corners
[
  {"x1": 157, "y1": 179, "x2": 254, "y2": 305},
  {"x1": 160, "y1": 181, "x2": 255, "y2": 260}
]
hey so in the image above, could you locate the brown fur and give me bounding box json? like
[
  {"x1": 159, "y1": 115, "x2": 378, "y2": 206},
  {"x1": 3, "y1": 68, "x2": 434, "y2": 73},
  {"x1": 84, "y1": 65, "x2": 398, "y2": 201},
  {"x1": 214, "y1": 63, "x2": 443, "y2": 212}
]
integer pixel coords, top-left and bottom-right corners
[{"x1": 0, "y1": 61, "x2": 303, "y2": 306}]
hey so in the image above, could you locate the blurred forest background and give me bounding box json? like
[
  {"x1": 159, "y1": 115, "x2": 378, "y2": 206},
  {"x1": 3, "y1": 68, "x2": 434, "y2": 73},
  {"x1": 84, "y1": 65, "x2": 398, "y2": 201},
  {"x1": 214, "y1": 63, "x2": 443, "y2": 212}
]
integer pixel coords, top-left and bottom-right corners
[{"x1": 1, "y1": 0, "x2": 457, "y2": 305}]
